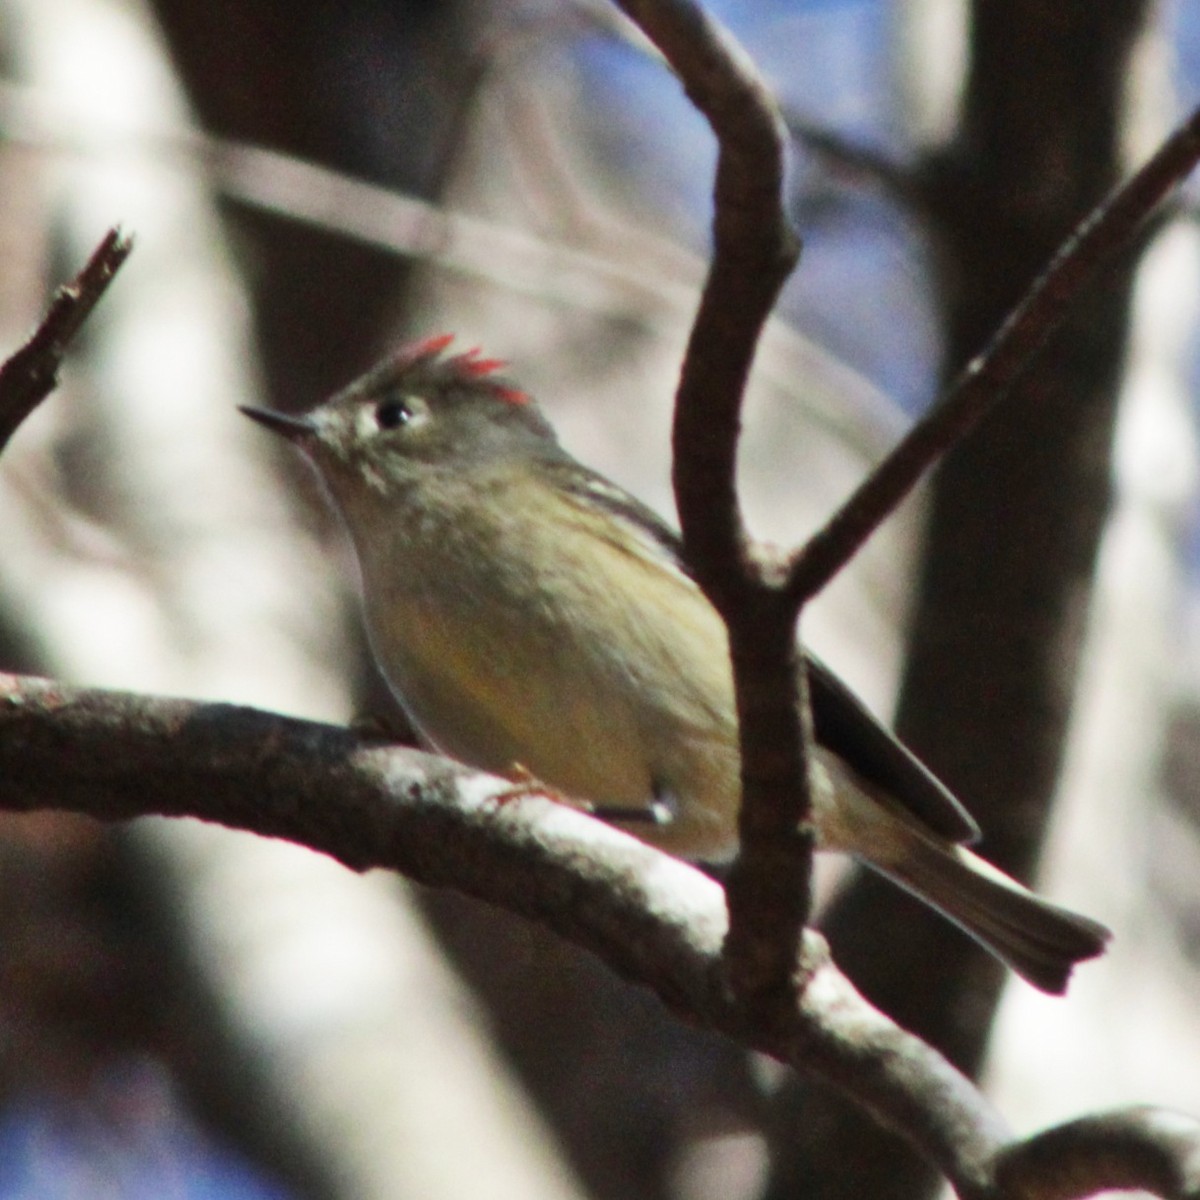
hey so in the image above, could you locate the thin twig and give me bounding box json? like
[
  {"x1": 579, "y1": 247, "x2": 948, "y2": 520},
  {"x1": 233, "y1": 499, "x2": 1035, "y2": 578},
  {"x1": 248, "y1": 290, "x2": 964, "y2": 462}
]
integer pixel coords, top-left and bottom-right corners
[
  {"x1": 784, "y1": 107, "x2": 924, "y2": 216},
  {"x1": 0, "y1": 227, "x2": 133, "y2": 454},
  {"x1": 786, "y1": 102, "x2": 1200, "y2": 605}
]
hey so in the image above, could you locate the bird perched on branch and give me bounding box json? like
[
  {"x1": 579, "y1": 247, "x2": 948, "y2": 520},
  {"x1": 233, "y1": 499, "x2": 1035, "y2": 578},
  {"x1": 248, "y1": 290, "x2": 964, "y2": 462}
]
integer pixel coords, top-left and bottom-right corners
[{"x1": 242, "y1": 334, "x2": 1110, "y2": 993}]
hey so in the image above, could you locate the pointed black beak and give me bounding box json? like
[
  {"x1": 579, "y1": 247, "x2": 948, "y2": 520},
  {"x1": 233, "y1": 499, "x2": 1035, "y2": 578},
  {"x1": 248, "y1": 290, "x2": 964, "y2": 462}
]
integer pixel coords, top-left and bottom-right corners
[{"x1": 239, "y1": 406, "x2": 318, "y2": 443}]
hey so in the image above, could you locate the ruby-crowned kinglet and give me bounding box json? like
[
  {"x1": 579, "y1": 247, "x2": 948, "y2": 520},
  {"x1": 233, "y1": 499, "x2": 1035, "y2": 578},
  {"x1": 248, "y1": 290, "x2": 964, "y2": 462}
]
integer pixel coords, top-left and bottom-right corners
[{"x1": 242, "y1": 334, "x2": 1110, "y2": 993}]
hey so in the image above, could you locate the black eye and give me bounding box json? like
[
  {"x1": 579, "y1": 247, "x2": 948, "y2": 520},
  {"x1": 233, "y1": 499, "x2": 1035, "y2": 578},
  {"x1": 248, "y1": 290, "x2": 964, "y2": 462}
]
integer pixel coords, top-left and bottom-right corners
[{"x1": 375, "y1": 398, "x2": 413, "y2": 430}]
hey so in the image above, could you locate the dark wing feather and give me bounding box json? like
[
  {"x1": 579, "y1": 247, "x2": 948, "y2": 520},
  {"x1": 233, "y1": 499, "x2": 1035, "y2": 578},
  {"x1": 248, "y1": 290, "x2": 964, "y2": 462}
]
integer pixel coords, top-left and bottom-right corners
[
  {"x1": 807, "y1": 653, "x2": 979, "y2": 844},
  {"x1": 551, "y1": 458, "x2": 979, "y2": 845},
  {"x1": 551, "y1": 462, "x2": 688, "y2": 567}
]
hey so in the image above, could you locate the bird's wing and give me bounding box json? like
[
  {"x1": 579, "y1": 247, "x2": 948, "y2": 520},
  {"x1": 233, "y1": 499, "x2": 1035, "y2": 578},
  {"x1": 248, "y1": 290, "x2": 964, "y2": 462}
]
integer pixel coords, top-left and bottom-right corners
[
  {"x1": 806, "y1": 652, "x2": 979, "y2": 844},
  {"x1": 554, "y1": 461, "x2": 979, "y2": 844},
  {"x1": 554, "y1": 464, "x2": 689, "y2": 574}
]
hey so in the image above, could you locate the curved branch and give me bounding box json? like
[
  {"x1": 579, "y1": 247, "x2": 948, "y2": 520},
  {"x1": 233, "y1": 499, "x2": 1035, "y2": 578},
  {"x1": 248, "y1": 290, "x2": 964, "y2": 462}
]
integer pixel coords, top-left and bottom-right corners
[
  {"x1": 614, "y1": 0, "x2": 812, "y2": 1012},
  {"x1": 2, "y1": 673, "x2": 1198, "y2": 1198},
  {"x1": 617, "y1": 0, "x2": 798, "y2": 590},
  {"x1": 0, "y1": 673, "x2": 725, "y2": 1013},
  {"x1": 0, "y1": 672, "x2": 1023, "y2": 1183},
  {"x1": 990, "y1": 1108, "x2": 1200, "y2": 1200}
]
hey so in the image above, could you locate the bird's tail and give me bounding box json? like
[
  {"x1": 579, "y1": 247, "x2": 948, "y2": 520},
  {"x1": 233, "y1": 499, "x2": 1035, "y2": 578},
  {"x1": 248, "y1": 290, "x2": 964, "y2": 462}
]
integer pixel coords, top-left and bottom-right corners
[{"x1": 863, "y1": 817, "x2": 1110, "y2": 994}]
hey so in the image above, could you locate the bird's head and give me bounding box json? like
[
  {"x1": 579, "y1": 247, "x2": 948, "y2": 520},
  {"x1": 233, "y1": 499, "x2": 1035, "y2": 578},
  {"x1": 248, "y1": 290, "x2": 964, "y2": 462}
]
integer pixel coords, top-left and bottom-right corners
[{"x1": 241, "y1": 334, "x2": 561, "y2": 501}]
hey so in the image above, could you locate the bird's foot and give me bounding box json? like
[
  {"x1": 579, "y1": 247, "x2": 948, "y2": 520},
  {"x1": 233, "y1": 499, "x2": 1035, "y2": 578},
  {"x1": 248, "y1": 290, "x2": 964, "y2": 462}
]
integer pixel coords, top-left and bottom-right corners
[{"x1": 496, "y1": 766, "x2": 673, "y2": 828}]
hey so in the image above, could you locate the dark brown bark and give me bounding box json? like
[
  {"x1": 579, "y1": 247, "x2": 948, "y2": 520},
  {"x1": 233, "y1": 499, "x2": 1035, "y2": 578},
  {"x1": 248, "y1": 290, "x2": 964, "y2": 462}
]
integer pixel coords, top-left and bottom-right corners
[{"x1": 767, "y1": 5, "x2": 1150, "y2": 1199}]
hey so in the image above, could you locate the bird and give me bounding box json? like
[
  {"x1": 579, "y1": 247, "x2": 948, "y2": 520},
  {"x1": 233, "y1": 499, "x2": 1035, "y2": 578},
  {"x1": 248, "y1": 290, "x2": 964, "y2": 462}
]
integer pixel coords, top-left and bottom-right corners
[{"x1": 241, "y1": 333, "x2": 1111, "y2": 993}]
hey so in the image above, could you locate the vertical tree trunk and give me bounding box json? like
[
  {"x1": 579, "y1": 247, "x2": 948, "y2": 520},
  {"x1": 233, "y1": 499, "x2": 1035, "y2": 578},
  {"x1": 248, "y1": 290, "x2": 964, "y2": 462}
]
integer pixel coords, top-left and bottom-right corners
[{"x1": 765, "y1": 5, "x2": 1148, "y2": 1197}]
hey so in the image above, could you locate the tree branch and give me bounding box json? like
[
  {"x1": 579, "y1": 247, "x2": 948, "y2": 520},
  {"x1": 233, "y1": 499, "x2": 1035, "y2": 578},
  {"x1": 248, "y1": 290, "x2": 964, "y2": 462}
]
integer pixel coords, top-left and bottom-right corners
[
  {"x1": 614, "y1": 0, "x2": 816, "y2": 1012},
  {"x1": 0, "y1": 674, "x2": 725, "y2": 1012},
  {"x1": 0, "y1": 227, "x2": 133, "y2": 454},
  {"x1": 1, "y1": 672, "x2": 1197, "y2": 1199},
  {"x1": 990, "y1": 1109, "x2": 1200, "y2": 1200},
  {"x1": 614, "y1": 0, "x2": 799, "y2": 587},
  {"x1": 785, "y1": 101, "x2": 1200, "y2": 604}
]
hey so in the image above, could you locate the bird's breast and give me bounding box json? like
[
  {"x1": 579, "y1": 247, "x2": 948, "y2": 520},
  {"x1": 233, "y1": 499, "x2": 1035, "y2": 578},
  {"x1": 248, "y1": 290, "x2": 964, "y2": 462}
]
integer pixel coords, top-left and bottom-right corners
[{"x1": 350, "y1": 488, "x2": 743, "y2": 857}]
